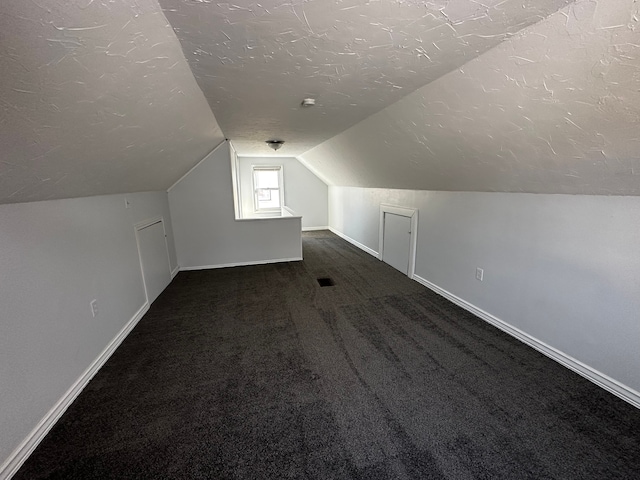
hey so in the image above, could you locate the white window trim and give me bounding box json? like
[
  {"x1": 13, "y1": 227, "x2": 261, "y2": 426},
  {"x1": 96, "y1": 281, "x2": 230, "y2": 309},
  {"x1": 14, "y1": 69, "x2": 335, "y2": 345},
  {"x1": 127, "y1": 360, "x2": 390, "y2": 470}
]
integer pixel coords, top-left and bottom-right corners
[
  {"x1": 252, "y1": 165, "x2": 284, "y2": 213},
  {"x1": 229, "y1": 141, "x2": 242, "y2": 219}
]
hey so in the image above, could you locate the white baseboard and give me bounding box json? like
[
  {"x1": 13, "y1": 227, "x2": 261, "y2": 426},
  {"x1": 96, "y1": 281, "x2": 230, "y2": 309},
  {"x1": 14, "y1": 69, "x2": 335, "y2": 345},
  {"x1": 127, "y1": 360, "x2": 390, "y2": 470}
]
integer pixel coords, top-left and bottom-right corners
[
  {"x1": 412, "y1": 274, "x2": 640, "y2": 410},
  {"x1": 328, "y1": 227, "x2": 379, "y2": 258},
  {"x1": 170, "y1": 265, "x2": 180, "y2": 279},
  {"x1": 179, "y1": 257, "x2": 303, "y2": 271},
  {"x1": 302, "y1": 226, "x2": 329, "y2": 231},
  {"x1": 0, "y1": 302, "x2": 150, "y2": 480}
]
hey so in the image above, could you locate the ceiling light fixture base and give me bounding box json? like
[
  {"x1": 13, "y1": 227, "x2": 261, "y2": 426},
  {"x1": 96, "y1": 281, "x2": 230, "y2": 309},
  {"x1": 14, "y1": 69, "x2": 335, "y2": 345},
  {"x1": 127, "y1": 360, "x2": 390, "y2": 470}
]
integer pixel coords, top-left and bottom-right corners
[{"x1": 266, "y1": 140, "x2": 285, "y2": 151}]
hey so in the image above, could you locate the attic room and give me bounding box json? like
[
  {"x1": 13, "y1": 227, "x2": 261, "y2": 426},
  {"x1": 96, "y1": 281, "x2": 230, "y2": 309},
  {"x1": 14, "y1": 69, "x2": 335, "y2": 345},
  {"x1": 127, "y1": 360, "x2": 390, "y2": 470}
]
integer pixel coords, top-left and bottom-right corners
[{"x1": 1, "y1": 0, "x2": 640, "y2": 478}]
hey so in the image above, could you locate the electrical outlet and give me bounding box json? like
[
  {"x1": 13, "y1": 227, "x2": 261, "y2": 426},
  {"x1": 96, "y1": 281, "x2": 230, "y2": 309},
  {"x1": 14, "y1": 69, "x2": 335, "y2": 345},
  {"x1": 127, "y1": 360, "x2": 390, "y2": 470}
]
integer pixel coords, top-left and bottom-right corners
[
  {"x1": 476, "y1": 268, "x2": 484, "y2": 281},
  {"x1": 90, "y1": 299, "x2": 98, "y2": 317}
]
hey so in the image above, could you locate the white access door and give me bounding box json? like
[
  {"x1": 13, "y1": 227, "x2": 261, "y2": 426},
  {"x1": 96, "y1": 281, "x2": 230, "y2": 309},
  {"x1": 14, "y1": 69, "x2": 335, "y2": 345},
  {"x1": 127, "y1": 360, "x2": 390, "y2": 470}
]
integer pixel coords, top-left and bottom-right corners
[
  {"x1": 382, "y1": 213, "x2": 412, "y2": 275},
  {"x1": 137, "y1": 220, "x2": 171, "y2": 304}
]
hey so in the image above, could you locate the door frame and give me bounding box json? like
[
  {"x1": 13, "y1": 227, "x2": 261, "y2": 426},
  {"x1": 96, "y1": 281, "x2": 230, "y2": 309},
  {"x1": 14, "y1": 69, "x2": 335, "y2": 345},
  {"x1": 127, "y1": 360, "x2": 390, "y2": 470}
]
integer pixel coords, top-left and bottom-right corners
[
  {"x1": 134, "y1": 216, "x2": 171, "y2": 304},
  {"x1": 379, "y1": 204, "x2": 418, "y2": 278}
]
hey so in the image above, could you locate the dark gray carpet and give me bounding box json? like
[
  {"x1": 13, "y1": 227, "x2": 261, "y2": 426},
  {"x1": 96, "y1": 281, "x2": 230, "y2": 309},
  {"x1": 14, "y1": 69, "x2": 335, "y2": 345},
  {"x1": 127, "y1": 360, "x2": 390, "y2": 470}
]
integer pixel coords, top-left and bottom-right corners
[{"x1": 15, "y1": 230, "x2": 640, "y2": 479}]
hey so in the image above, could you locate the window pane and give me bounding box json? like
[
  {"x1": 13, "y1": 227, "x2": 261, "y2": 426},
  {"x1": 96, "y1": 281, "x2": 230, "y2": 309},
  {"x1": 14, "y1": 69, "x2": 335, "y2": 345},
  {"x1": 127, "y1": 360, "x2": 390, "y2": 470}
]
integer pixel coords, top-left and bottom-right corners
[
  {"x1": 257, "y1": 189, "x2": 272, "y2": 201},
  {"x1": 255, "y1": 170, "x2": 279, "y2": 189},
  {"x1": 257, "y1": 189, "x2": 280, "y2": 209}
]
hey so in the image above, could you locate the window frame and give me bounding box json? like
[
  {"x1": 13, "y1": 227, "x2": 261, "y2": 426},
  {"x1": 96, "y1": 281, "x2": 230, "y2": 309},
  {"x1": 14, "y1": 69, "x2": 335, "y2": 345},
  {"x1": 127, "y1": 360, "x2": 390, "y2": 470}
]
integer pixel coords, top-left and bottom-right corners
[{"x1": 252, "y1": 165, "x2": 284, "y2": 213}]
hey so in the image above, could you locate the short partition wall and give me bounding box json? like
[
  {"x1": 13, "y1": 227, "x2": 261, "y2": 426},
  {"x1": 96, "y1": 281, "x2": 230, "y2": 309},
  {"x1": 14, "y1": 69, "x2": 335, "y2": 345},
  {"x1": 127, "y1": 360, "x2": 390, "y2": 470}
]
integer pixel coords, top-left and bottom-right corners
[
  {"x1": 179, "y1": 214, "x2": 303, "y2": 271},
  {"x1": 169, "y1": 141, "x2": 303, "y2": 271}
]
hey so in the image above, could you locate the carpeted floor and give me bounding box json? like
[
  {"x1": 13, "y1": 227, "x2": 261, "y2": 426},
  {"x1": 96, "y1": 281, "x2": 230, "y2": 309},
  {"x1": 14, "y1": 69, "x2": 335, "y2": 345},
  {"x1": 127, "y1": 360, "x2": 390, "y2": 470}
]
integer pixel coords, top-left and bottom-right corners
[{"x1": 15, "y1": 230, "x2": 640, "y2": 479}]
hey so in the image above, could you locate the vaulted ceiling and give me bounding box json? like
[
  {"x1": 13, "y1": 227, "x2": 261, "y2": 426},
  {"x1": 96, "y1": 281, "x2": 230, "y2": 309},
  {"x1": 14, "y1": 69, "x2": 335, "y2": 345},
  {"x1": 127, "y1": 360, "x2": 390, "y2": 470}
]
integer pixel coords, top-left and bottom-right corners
[
  {"x1": 299, "y1": 0, "x2": 640, "y2": 194},
  {"x1": 160, "y1": 0, "x2": 573, "y2": 156},
  {"x1": 2, "y1": 0, "x2": 640, "y2": 204},
  {"x1": 0, "y1": 0, "x2": 223, "y2": 205}
]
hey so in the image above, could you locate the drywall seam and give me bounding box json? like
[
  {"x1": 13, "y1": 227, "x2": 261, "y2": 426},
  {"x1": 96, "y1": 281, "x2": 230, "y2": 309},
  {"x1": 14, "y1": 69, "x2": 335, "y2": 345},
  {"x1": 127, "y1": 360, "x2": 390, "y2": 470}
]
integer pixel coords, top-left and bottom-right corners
[
  {"x1": 179, "y1": 257, "x2": 303, "y2": 271},
  {"x1": 302, "y1": 226, "x2": 329, "y2": 231},
  {"x1": 412, "y1": 274, "x2": 640, "y2": 410},
  {"x1": 328, "y1": 227, "x2": 379, "y2": 258},
  {"x1": 0, "y1": 302, "x2": 150, "y2": 480},
  {"x1": 167, "y1": 140, "x2": 227, "y2": 193}
]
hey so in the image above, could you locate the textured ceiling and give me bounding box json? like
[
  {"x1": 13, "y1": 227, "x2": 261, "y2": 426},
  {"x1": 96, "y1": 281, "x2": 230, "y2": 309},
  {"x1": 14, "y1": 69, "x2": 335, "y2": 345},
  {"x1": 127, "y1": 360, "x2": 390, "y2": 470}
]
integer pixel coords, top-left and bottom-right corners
[
  {"x1": 0, "y1": 0, "x2": 223, "y2": 205},
  {"x1": 160, "y1": 0, "x2": 573, "y2": 156},
  {"x1": 3, "y1": 0, "x2": 638, "y2": 203},
  {"x1": 300, "y1": 0, "x2": 640, "y2": 195}
]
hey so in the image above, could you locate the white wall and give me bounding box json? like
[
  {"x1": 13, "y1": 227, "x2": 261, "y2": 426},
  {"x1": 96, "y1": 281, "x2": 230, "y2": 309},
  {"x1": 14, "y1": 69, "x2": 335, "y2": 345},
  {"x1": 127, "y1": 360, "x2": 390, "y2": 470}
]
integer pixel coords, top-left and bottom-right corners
[
  {"x1": 237, "y1": 156, "x2": 328, "y2": 229},
  {"x1": 329, "y1": 187, "x2": 640, "y2": 405},
  {"x1": 169, "y1": 143, "x2": 303, "y2": 269},
  {"x1": 0, "y1": 191, "x2": 177, "y2": 477}
]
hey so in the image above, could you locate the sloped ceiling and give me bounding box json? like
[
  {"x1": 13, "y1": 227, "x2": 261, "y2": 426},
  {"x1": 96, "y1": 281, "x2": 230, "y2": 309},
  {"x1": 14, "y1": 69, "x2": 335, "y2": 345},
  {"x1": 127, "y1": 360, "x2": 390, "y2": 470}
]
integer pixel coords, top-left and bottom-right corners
[
  {"x1": 300, "y1": 0, "x2": 640, "y2": 194},
  {"x1": 160, "y1": 0, "x2": 573, "y2": 157},
  {"x1": 3, "y1": 0, "x2": 638, "y2": 203},
  {"x1": 0, "y1": 0, "x2": 223, "y2": 205}
]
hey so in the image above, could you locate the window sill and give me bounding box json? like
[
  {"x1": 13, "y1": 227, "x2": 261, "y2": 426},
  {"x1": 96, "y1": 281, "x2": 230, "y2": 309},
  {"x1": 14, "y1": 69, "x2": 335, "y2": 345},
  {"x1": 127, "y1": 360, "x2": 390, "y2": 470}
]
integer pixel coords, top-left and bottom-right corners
[{"x1": 235, "y1": 206, "x2": 300, "y2": 221}]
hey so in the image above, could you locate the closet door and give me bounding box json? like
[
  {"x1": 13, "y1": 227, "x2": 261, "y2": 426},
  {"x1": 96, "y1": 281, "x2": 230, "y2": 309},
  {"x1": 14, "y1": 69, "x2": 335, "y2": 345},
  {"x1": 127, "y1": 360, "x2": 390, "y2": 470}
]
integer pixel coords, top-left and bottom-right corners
[
  {"x1": 136, "y1": 220, "x2": 171, "y2": 304},
  {"x1": 382, "y1": 213, "x2": 412, "y2": 275}
]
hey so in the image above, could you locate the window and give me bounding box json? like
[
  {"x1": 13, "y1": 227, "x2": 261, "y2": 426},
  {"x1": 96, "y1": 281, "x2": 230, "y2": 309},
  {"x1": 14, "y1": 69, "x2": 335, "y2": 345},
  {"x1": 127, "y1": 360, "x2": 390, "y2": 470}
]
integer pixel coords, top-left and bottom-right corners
[{"x1": 253, "y1": 166, "x2": 283, "y2": 212}]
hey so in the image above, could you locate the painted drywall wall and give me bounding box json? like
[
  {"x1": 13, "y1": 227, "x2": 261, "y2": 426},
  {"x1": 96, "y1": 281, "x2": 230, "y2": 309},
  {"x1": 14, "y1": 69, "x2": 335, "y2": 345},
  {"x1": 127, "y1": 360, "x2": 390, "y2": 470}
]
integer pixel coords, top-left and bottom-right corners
[
  {"x1": 0, "y1": 191, "x2": 177, "y2": 474},
  {"x1": 238, "y1": 156, "x2": 328, "y2": 228},
  {"x1": 168, "y1": 143, "x2": 302, "y2": 269},
  {"x1": 301, "y1": 0, "x2": 640, "y2": 196},
  {"x1": 329, "y1": 186, "x2": 640, "y2": 401}
]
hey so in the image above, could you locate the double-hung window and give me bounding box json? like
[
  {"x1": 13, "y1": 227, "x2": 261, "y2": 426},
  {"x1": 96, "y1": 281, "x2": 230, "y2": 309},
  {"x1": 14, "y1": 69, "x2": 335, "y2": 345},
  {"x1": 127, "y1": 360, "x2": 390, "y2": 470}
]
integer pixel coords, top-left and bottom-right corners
[{"x1": 253, "y1": 166, "x2": 283, "y2": 212}]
